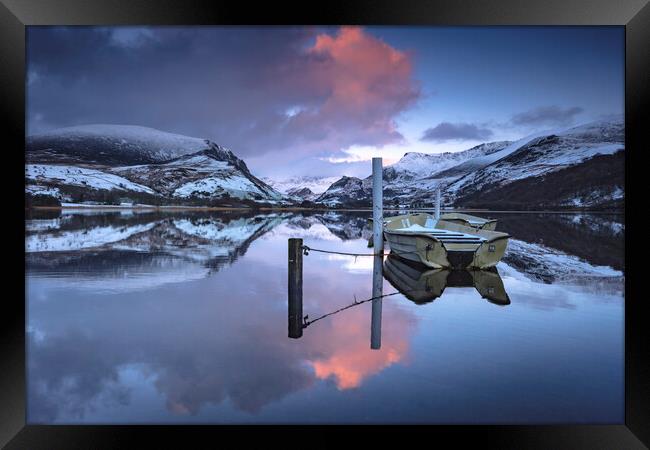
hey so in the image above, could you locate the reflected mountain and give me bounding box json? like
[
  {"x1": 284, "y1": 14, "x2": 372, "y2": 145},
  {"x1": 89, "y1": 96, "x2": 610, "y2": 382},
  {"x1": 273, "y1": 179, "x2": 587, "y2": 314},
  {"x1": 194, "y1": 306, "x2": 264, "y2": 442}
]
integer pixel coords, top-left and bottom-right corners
[
  {"x1": 25, "y1": 210, "x2": 287, "y2": 291},
  {"x1": 493, "y1": 212, "x2": 624, "y2": 273},
  {"x1": 383, "y1": 254, "x2": 510, "y2": 305},
  {"x1": 312, "y1": 211, "x2": 372, "y2": 241}
]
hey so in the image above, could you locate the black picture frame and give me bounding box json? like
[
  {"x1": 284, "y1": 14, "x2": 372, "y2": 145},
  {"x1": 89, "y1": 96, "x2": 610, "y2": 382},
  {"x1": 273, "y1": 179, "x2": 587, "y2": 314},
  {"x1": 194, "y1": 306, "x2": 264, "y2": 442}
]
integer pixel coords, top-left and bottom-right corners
[{"x1": 2, "y1": 0, "x2": 648, "y2": 447}]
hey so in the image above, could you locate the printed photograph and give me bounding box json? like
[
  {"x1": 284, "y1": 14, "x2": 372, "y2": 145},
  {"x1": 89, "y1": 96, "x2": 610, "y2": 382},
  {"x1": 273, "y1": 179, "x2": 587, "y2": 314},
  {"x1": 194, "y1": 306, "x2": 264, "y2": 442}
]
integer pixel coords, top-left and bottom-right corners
[{"x1": 25, "y1": 26, "x2": 624, "y2": 424}]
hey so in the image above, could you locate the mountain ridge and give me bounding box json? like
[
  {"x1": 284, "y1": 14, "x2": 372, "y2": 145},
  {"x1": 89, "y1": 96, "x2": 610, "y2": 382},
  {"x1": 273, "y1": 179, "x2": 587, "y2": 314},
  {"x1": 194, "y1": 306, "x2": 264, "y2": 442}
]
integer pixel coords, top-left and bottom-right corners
[
  {"x1": 26, "y1": 124, "x2": 285, "y2": 205},
  {"x1": 316, "y1": 118, "x2": 624, "y2": 210}
]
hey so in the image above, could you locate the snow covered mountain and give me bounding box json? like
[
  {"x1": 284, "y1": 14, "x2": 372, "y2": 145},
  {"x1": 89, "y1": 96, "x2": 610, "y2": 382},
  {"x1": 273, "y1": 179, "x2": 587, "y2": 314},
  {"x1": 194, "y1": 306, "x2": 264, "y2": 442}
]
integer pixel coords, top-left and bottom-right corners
[
  {"x1": 448, "y1": 118, "x2": 624, "y2": 209},
  {"x1": 390, "y1": 141, "x2": 512, "y2": 178},
  {"x1": 25, "y1": 125, "x2": 284, "y2": 205},
  {"x1": 317, "y1": 118, "x2": 624, "y2": 210},
  {"x1": 316, "y1": 176, "x2": 370, "y2": 206},
  {"x1": 27, "y1": 124, "x2": 210, "y2": 165},
  {"x1": 316, "y1": 141, "x2": 512, "y2": 207},
  {"x1": 262, "y1": 176, "x2": 340, "y2": 195},
  {"x1": 286, "y1": 187, "x2": 317, "y2": 201}
]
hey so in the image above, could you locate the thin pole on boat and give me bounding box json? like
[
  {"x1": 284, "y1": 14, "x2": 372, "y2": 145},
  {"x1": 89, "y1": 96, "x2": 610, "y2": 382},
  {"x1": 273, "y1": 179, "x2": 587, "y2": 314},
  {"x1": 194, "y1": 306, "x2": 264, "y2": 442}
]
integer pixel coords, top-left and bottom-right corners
[
  {"x1": 372, "y1": 157, "x2": 384, "y2": 255},
  {"x1": 288, "y1": 238, "x2": 303, "y2": 339},
  {"x1": 435, "y1": 189, "x2": 441, "y2": 220},
  {"x1": 370, "y1": 255, "x2": 383, "y2": 350}
]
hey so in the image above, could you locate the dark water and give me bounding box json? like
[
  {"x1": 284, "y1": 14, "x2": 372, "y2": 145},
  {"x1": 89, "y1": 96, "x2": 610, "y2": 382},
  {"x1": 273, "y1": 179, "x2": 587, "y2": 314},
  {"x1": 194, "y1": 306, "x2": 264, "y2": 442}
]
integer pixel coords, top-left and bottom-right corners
[{"x1": 25, "y1": 209, "x2": 624, "y2": 424}]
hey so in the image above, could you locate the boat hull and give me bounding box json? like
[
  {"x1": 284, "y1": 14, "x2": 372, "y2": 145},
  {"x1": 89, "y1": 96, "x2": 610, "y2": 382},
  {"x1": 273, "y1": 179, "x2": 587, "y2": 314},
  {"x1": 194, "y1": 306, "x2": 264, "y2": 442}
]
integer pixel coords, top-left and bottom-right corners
[{"x1": 383, "y1": 212, "x2": 509, "y2": 269}]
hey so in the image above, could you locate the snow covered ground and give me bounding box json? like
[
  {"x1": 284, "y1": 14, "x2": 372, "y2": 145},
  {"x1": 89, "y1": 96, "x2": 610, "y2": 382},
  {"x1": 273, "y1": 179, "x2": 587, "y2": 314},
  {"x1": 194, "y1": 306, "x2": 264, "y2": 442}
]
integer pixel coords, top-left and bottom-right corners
[
  {"x1": 26, "y1": 164, "x2": 155, "y2": 194},
  {"x1": 172, "y1": 174, "x2": 267, "y2": 199},
  {"x1": 26, "y1": 184, "x2": 62, "y2": 198}
]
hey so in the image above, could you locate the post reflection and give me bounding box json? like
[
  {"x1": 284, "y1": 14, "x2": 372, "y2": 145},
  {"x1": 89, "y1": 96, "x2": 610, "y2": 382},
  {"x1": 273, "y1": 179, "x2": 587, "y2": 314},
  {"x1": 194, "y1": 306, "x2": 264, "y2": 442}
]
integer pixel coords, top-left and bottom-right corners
[
  {"x1": 370, "y1": 255, "x2": 383, "y2": 350},
  {"x1": 288, "y1": 238, "x2": 304, "y2": 339}
]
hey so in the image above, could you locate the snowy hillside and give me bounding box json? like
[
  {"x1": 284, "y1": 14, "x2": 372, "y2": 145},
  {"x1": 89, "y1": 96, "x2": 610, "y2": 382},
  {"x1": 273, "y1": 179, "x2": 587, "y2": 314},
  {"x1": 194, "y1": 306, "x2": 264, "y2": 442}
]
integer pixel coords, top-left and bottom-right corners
[
  {"x1": 318, "y1": 118, "x2": 624, "y2": 210},
  {"x1": 26, "y1": 125, "x2": 285, "y2": 205},
  {"x1": 26, "y1": 164, "x2": 155, "y2": 197},
  {"x1": 286, "y1": 187, "x2": 318, "y2": 201},
  {"x1": 317, "y1": 176, "x2": 370, "y2": 206},
  {"x1": 391, "y1": 141, "x2": 511, "y2": 178},
  {"x1": 113, "y1": 149, "x2": 283, "y2": 201},
  {"x1": 316, "y1": 140, "x2": 512, "y2": 207},
  {"x1": 449, "y1": 118, "x2": 624, "y2": 209},
  {"x1": 27, "y1": 124, "x2": 211, "y2": 165}
]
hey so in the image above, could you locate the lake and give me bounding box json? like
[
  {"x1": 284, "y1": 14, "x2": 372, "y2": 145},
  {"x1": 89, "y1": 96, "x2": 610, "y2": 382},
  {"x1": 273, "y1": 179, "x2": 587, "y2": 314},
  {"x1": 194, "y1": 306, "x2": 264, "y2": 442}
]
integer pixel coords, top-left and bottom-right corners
[{"x1": 25, "y1": 209, "x2": 625, "y2": 424}]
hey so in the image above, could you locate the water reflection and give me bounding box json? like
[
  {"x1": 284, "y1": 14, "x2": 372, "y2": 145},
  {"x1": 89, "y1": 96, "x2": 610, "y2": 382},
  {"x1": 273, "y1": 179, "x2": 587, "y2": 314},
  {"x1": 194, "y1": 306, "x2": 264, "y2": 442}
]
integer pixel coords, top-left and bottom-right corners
[
  {"x1": 383, "y1": 255, "x2": 510, "y2": 306},
  {"x1": 289, "y1": 252, "x2": 386, "y2": 350},
  {"x1": 289, "y1": 252, "x2": 510, "y2": 351},
  {"x1": 25, "y1": 210, "x2": 624, "y2": 423},
  {"x1": 371, "y1": 255, "x2": 383, "y2": 350}
]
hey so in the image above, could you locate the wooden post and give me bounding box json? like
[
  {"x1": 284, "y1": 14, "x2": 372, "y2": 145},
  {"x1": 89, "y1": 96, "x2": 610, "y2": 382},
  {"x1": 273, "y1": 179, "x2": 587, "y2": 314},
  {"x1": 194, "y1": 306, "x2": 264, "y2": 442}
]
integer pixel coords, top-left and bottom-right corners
[
  {"x1": 372, "y1": 157, "x2": 384, "y2": 255},
  {"x1": 370, "y1": 255, "x2": 383, "y2": 350},
  {"x1": 288, "y1": 238, "x2": 303, "y2": 339},
  {"x1": 435, "y1": 188, "x2": 441, "y2": 220}
]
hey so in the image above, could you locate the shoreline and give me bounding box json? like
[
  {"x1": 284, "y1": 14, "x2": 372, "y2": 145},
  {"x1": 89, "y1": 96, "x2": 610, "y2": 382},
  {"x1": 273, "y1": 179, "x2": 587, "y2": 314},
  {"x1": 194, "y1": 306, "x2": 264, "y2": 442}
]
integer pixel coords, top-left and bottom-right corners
[{"x1": 26, "y1": 205, "x2": 625, "y2": 214}]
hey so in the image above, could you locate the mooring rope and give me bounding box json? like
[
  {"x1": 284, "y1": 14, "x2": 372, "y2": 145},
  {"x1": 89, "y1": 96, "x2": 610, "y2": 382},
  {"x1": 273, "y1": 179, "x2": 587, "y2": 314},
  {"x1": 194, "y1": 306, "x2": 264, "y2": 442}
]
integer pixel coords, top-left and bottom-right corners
[
  {"x1": 302, "y1": 289, "x2": 415, "y2": 328},
  {"x1": 301, "y1": 245, "x2": 420, "y2": 258}
]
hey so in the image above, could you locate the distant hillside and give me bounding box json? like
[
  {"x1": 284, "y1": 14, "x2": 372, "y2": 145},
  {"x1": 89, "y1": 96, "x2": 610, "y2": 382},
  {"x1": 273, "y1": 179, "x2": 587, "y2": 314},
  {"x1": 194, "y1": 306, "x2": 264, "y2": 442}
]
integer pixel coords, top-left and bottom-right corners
[
  {"x1": 25, "y1": 125, "x2": 285, "y2": 206},
  {"x1": 316, "y1": 118, "x2": 624, "y2": 211}
]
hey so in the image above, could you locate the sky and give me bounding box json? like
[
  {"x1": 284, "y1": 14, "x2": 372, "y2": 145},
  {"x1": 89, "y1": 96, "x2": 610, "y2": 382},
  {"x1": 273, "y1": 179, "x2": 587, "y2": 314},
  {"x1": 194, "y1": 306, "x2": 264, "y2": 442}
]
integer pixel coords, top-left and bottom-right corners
[{"x1": 26, "y1": 26, "x2": 624, "y2": 179}]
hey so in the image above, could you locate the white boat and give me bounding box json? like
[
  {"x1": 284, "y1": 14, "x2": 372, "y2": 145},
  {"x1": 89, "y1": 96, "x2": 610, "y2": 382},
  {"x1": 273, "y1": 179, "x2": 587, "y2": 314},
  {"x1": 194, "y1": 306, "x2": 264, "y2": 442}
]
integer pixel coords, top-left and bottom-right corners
[{"x1": 382, "y1": 212, "x2": 509, "y2": 269}]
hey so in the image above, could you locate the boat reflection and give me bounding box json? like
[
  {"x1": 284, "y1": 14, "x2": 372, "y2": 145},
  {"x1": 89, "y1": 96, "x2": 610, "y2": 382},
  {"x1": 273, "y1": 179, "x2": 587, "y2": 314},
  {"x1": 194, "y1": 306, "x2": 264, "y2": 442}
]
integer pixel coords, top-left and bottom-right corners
[
  {"x1": 288, "y1": 248, "x2": 510, "y2": 350},
  {"x1": 383, "y1": 254, "x2": 510, "y2": 306}
]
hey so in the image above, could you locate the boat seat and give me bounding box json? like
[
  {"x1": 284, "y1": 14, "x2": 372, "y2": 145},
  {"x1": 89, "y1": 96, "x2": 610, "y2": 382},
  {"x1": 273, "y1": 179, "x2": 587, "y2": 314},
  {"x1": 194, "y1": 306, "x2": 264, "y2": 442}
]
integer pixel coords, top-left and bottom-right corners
[{"x1": 393, "y1": 224, "x2": 486, "y2": 242}]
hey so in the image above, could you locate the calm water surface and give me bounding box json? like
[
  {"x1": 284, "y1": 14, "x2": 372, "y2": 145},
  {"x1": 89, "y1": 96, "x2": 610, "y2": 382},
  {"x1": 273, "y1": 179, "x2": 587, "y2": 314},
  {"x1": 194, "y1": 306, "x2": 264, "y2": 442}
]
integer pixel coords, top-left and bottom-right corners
[{"x1": 25, "y1": 209, "x2": 624, "y2": 423}]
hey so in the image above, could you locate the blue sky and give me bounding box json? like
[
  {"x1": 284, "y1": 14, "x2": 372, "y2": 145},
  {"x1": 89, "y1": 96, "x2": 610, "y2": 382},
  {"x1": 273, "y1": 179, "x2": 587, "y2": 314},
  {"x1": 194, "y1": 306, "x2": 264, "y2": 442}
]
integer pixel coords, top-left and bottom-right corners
[{"x1": 27, "y1": 26, "x2": 624, "y2": 178}]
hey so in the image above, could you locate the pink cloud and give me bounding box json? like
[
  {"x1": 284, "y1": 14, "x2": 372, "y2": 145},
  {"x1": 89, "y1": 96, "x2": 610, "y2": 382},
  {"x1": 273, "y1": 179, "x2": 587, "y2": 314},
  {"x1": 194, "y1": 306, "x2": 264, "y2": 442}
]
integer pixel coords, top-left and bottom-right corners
[
  {"x1": 276, "y1": 26, "x2": 420, "y2": 156},
  {"x1": 308, "y1": 304, "x2": 409, "y2": 390}
]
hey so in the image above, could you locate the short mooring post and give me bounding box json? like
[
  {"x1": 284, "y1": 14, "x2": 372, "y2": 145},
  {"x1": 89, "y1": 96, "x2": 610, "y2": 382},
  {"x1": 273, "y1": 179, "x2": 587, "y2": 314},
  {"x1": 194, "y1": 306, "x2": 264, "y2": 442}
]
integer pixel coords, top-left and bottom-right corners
[
  {"x1": 435, "y1": 188, "x2": 441, "y2": 220},
  {"x1": 372, "y1": 157, "x2": 384, "y2": 255},
  {"x1": 288, "y1": 238, "x2": 303, "y2": 339},
  {"x1": 370, "y1": 255, "x2": 383, "y2": 350}
]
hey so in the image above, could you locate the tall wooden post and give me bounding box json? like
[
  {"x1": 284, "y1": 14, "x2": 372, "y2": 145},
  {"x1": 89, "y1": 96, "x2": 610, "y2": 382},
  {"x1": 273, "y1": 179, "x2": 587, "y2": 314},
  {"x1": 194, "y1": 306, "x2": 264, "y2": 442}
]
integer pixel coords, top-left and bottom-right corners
[
  {"x1": 370, "y1": 255, "x2": 383, "y2": 350},
  {"x1": 288, "y1": 238, "x2": 303, "y2": 339},
  {"x1": 372, "y1": 157, "x2": 383, "y2": 255},
  {"x1": 435, "y1": 188, "x2": 441, "y2": 220}
]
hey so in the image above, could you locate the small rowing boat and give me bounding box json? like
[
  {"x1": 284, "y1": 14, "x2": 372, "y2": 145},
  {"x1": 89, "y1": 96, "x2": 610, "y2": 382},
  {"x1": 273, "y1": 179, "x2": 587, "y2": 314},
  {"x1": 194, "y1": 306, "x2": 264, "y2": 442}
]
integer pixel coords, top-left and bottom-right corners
[{"x1": 383, "y1": 212, "x2": 509, "y2": 269}]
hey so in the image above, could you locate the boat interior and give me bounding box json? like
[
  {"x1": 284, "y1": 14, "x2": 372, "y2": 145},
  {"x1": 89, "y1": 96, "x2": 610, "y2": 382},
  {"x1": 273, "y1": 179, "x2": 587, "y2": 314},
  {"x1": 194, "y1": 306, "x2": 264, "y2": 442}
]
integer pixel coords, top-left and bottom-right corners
[
  {"x1": 439, "y1": 212, "x2": 498, "y2": 230},
  {"x1": 384, "y1": 213, "x2": 508, "y2": 245}
]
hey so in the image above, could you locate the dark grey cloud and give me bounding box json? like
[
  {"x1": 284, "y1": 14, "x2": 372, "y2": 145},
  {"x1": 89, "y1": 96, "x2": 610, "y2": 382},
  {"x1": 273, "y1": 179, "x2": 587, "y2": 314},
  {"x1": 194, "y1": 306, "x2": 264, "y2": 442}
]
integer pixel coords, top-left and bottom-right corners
[
  {"x1": 420, "y1": 122, "x2": 493, "y2": 142},
  {"x1": 26, "y1": 26, "x2": 420, "y2": 175},
  {"x1": 511, "y1": 106, "x2": 584, "y2": 127}
]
